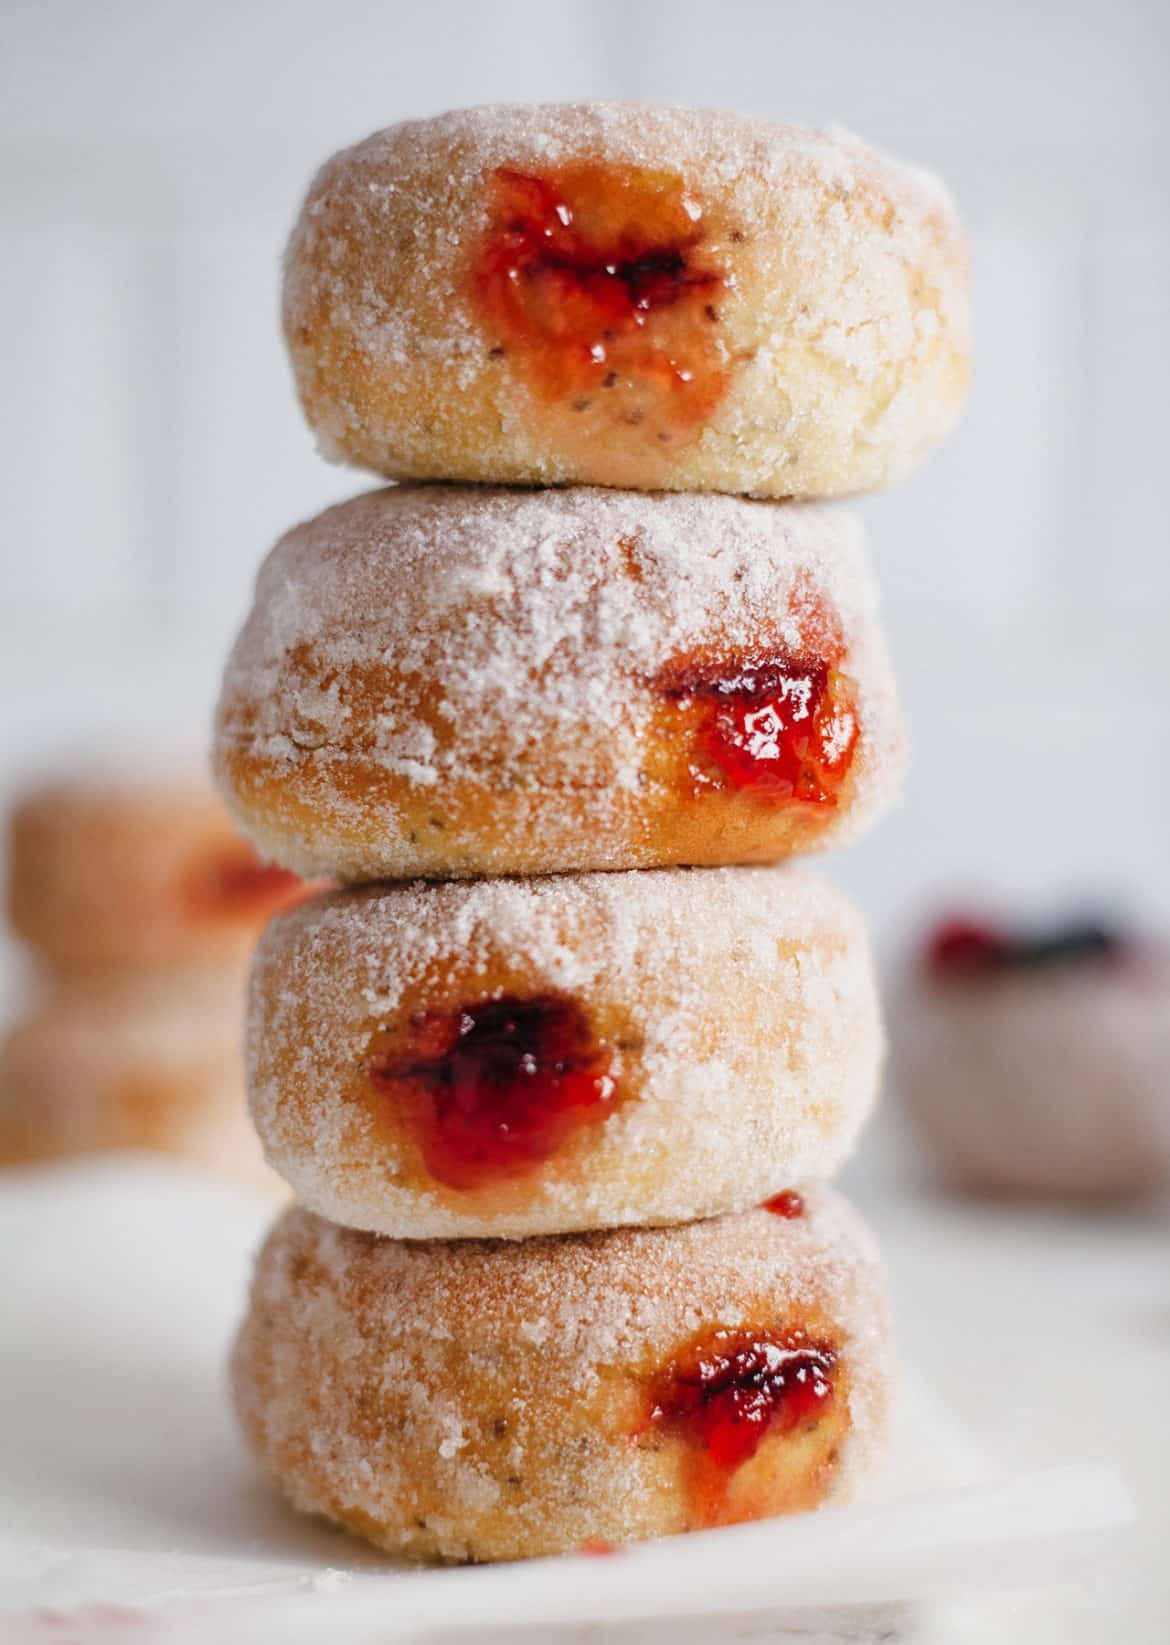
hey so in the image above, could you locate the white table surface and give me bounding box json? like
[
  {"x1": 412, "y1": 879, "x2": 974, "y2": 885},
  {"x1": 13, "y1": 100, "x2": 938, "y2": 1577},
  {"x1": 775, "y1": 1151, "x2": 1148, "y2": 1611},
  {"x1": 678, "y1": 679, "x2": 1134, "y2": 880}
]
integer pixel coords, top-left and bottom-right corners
[{"x1": 859, "y1": 1170, "x2": 1170, "y2": 1642}]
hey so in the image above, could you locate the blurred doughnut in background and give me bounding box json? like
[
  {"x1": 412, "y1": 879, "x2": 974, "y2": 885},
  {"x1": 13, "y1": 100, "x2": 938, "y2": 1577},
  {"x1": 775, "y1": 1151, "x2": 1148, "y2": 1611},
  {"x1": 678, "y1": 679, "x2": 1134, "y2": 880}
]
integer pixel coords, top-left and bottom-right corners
[
  {"x1": 0, "y1": 762, "x2": 321, "y2": 1189},
  {"x1": 8, "y1": 771, "x2": 313, "y2": 974},
  {"x1": 891, "y1": 906, "x2": 1170, "y2": 1202},
  {"x1": 0, "y1": 968, "x2": 269, "y2": 1189}
]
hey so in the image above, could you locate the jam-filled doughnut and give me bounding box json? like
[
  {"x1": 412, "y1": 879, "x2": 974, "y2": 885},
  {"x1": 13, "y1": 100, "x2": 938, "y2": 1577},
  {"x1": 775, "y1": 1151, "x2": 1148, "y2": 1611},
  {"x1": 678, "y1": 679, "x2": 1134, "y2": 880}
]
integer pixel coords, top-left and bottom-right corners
[
  {"x1": 0, "y1": 971, "x2": 276, "y2": 1192},
  {"x1": 232, "y1": 1188, "x2": 890, "y2": 1561},
  {"x1": 248, "y1": 867, "x2": 881, "y2": 1238},
  {"x1": 215, "y1": 485, "x2": 903, "y2": 882},
  {"x1": 894, "y1": 915, "x2": 1170, "y2": 1200},
  {"x1": 284, "y1": 103, "x2": 969, "y2": 499},
  {"x1": 7, "y1": 774, "x2": 319, "y2": 975}
]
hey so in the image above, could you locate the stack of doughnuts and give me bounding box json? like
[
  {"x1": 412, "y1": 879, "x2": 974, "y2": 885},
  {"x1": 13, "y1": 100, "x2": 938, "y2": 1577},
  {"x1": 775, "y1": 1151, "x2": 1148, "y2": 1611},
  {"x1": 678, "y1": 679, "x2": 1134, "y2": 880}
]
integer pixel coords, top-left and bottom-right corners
[
  {"x1": 216, "y1": 103, "x2": 970, "y2": 1561},
  {"x1": 0, "y1": 771, "x2": 313, "y2": 1188}
]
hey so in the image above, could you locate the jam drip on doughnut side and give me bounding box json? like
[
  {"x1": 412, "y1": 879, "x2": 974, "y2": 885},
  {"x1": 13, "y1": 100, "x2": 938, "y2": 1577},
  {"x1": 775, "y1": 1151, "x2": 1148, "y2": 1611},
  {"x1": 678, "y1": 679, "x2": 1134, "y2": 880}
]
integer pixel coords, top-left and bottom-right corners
[
  {"x1": 646, "y1": 1326, "x2": 839, "y2": 1526},
  {"x1": 183, "y1": 845, "x2": 308, "y2": 922},
  {"x1": 365, "y1": 994, "x2": 618, "y2": 1191},
  {"x1": 657, "y1": 587, "x2": 859, "y2": 808},
  {"x1": 472, "y1": 163, "x2": 730, "y2": 437},
  {"x1": 763, "y1": 1190, "x2": 805, "y2": 1218}
]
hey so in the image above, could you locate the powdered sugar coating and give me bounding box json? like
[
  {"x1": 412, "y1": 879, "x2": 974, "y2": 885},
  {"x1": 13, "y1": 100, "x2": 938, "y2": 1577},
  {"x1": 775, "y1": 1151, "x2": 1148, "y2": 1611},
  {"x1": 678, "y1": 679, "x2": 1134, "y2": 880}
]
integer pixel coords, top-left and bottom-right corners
[
  {"x1": 284, "y1": 102, "x2": 969, "y2": 497},
  {"x1": 248, "y1": 866, "x2": 881, "y2": 1237},
  {"x1": 214, "y1": 485, "x2": 904, "y2": 881},
  {"x1": 232, "y1": 1188, "x2": 891, "y2": 1561}
]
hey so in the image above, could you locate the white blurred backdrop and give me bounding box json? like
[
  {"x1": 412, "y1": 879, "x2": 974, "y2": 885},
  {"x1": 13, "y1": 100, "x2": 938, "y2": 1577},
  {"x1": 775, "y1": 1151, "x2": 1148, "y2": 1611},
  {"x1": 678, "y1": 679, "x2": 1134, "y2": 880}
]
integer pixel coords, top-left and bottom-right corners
[{"x1": 2, "y1": 0, "x2": 1168, "y2": 952}]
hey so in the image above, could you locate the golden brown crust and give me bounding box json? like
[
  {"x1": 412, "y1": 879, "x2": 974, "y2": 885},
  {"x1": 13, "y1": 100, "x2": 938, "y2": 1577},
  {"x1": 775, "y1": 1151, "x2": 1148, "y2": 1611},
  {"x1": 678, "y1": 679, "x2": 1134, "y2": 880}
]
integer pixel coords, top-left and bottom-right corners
[
  {"x1": 284, "y1": 103, "x2": 969, "y2": 498},
  {"x1": 7, "y1": 776, "x2": 316, "y2": 975},
  {"x1": 0, "y1": 971, "x2": 278, "y2": 1193},
  {"x1": 247, "y1": 869, "x2": 882, "y2": 1236},
  {"x1": 232, "y1": 1191, "x2": 891, "y2": 1560},
  {"x1": 214, "y1": 486, "x2": 904, "y2": 881}
]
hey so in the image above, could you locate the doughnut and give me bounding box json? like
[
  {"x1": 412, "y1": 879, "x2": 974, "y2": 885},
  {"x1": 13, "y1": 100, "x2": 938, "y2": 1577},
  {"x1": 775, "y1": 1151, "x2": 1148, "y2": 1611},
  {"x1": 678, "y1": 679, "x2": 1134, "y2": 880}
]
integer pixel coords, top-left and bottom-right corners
[
  {"x1": 0, "y1": 971, "x2": 276, "y2": 1193},
  {"x1": 283, "y1": 103, "x2": 969, "y2": 499},
  {"x1": 214, "y1": 485, "x2": 903, "y2": 882},
  {"x1": 232, "y1": 1188, "x2": 890, "y2": 1561},
  {"x1": 247, "y1": 867, "x2": 881, "y2": 1238},
  {"x1": 7, "y1": 774, "x2": 321, "y2": 975},
  {"x1": 894, "y1": 915, "x2": 1170, "y2": 1200}
]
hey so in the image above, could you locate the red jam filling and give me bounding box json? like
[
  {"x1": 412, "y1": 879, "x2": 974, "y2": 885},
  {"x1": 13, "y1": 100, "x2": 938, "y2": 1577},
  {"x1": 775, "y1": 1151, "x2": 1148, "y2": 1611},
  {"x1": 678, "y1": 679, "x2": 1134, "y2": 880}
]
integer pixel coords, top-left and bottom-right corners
[
  {"x1": 763, "y1": 1190, "x2": 805, "y2": 1219},
  {"x1": 648, "y1": 1327, "x2": 837, "y2": 1473},
  {"x1": 924, "y1": 915, "x2": 1132, "y2": 983},
  {"x1": 472, "y1": 162, "x2": 729, "y2": 429},
  {"x1": 365, "y1": 994, "x2": 617, "y2": 1191},
  {"x1": 184, "y1": 847, "x2": 305, "y2": 919},
  {"x1": 924, "y1": 918, "x2": 1008, "y2": 979},
  {"x1": 658, "y1": 588, "x2": 859, "y2": 808}
]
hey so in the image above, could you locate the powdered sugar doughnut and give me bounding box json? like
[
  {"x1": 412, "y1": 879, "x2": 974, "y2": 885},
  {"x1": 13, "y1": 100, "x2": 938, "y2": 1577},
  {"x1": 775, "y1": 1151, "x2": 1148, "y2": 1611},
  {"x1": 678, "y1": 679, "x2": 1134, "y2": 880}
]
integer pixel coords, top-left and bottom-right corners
[
  {"x1": 8, "y1": 775, "x2": 319, "y2": 976},
  {"x1": 232, "y1": 1188, "x2": 890, "y2": 1561},
  {"x1": 894, "y1": 919, "x2": 1170, "y2": 1200},
  {"x1": 248, "y1": 868, "x2": 881, "y2": 1238},
  {"x1": 214, "y1": 485, "x2": 903, "y2": 882},
  {"x1": 0, "y1": 971, "x2": 277, "y2": 1193},
  {"x1": 284, "y1": 102, "x2": 968, "y2": 499}
]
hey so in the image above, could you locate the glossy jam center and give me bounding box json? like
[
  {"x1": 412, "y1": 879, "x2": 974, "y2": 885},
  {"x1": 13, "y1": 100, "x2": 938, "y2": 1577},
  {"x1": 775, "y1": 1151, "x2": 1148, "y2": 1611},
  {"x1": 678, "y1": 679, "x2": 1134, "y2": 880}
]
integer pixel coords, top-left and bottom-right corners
[
  {"x1": 763, "y1": 1190, "x2": 805, "y2": 1219},
  {"x1": 694, "y1": 659, "x2": 857, "y2": 805},
  {"x1": 365, "y1": 994, "x2": 617, "y2": 1191},
  {"x1": 472, "y1": 162, "x2": 729, "y2": 429},
  {"x1": 649, "y1": 1327, "x2": 837, "y2": 1472},
  {"x1": 659, "y1": 585, "x2": 859, "y2": 809}
]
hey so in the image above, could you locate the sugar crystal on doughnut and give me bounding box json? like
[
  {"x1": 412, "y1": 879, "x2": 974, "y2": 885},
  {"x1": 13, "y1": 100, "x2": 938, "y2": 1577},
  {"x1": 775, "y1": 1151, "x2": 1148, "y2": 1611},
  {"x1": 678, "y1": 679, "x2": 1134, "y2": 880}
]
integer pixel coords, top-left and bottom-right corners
[
  {"x1": 232, "y1": 1189, "x2": 891, "y2": 1559},
  {"x1": 245, "y1": 867, "x2": 882, "y2": 1236},
  {"x1": 215, "y1": 485, "x2": 904, "y2": 880},
  {"x1": 283, "y1": 103, "x2": 970, "y2": 497}
]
